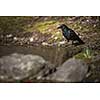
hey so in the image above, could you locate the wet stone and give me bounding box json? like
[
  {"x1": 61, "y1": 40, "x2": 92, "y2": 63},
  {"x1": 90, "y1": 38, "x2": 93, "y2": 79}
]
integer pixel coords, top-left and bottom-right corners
[
  {"x1": 48, "y1": 58, "x2": 88, "y2": 82},
  {"x1": 0, "y1": 53, "x2": 47, "y2": 82}
]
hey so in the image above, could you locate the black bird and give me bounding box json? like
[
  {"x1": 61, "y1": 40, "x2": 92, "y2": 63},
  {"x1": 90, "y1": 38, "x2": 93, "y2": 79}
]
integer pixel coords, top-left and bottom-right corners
[{"x1": 57, "y1": 24, "x2": 84, "y2": 45}]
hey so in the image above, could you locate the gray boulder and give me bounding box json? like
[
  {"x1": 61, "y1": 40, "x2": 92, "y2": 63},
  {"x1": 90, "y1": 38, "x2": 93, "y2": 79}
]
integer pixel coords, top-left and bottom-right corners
[
  {"x1": 0, "y1": 53, "x2": 46, "y2": 82},
  {"x1": 48, "y1": 58, "x2": 88, "y2": 82}
]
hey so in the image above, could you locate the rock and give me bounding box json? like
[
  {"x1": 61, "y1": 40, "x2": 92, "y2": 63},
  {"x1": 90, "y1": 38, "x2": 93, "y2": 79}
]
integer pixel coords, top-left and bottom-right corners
[
  {"x1": 34, "y1": 61, "x2": 56, "y2": 80},
  {"x1": 82, "y1": 55, "x2": 100, "y2": 82},
  {"x1": 0, "y1": 53, "x2": 47, "y2": 82},
  {"x1": 48, "y1": 58, "x2": 88, "y2": 82}
]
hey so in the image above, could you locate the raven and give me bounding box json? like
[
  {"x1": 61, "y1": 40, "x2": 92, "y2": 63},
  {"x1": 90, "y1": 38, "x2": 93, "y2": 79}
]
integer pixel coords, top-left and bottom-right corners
[{"x1": 57, "y1": 24, "x2": 84, "y2": 45}]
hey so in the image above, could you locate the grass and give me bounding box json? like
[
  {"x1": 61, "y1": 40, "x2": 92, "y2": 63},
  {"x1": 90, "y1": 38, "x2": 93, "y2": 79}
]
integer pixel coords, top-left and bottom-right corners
[
  {"x1": 75, "y1": 47, "x2": 93, "y2": 60},
  {"x1": 24, "y1": 20, "x2": 63, "y2": 43}
]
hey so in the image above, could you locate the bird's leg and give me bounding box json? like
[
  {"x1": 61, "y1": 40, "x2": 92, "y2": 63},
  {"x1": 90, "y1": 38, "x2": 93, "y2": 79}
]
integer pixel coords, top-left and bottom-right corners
[
  {"x1": 67, "y1": 39, "x2": 69, "y2": 42},
  {"x1": 67, "y1": 40, "x2": 72, "y2": 45},
  {"x1": 72, "y1": 41, "x2": 74, "y2": 45}
]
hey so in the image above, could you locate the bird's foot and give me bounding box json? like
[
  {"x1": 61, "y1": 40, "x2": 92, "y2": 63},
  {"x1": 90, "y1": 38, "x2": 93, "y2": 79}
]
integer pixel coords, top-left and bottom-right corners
[
  {"x1": 67, "y1": 41, "x2": 72, "y2": 45},
  {"x1": 72, "y1": 41, "x2": 83, "y2": 46}
]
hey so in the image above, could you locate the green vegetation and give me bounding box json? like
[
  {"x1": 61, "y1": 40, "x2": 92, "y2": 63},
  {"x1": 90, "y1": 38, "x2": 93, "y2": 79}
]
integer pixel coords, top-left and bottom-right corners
[
  {"x1": 33, "y1": 21, "x2": 63, "y2": 42},
  {"x1": 0, "y1": 16, "x2": 100, "y2": 44},
  {"x1": 74, "y1": 47, "x2": 93, "y2": 60},
  {"x1": 83, "y1": 47, "x2": 93, "y2": 59},
  {"x1": 25, "y1": 20, "x2": 64, "y2": 43}
]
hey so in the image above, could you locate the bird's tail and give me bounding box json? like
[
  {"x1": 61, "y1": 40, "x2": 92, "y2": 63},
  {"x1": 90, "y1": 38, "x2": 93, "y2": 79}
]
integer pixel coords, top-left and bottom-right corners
[{"x1": 78, "y1": 37, "x2": 84, "y2": 44}]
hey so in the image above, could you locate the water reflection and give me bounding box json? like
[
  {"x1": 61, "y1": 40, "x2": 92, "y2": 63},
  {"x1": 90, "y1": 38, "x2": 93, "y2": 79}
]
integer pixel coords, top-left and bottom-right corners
[{"x1": 0, "y1": 45, "x2": 66, "y2": 67}]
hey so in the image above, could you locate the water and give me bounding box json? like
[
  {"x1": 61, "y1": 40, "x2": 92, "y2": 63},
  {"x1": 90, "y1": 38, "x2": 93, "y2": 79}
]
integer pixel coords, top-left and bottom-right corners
[
  {"x1": 0, "y1": 45, "x2": 66, "y2": 67},
  {"x1": 0, "y1": 45, "x2": 99, "y2": 82}
]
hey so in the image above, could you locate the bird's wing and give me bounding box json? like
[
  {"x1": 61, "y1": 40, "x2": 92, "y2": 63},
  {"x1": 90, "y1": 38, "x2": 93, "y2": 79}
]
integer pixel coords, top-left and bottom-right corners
[
  {"x1": 69, "y1": 29, "x2": 84, "y2": 44},
  {"x1": 69, "y1": 29, "x2": 80, "y2": 40},
  {"x1": 68, "y1": 29, "x2": 76, "y2": 36}
]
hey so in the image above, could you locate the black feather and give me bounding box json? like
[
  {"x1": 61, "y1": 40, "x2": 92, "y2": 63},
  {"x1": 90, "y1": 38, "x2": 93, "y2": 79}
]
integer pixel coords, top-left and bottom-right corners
[{"x1": 57, "y1": 24, "x2": 84, "y2": 45}]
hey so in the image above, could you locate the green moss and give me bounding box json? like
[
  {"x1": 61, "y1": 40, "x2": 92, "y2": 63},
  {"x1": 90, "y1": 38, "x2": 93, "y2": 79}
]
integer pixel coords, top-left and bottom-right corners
[
  {"x1": 26, "y1": 20, "x2": 63, "y2": 42},
  {"x1": 74, "y1": 52, "x2": 86, "y2": 60},
  {"x1": 34, "y1": 21, "x2": 59, "y2": 34}
]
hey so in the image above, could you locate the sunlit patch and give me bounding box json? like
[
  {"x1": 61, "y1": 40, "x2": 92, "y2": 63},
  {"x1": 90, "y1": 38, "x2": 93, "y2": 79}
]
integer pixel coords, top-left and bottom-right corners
[{"x1": 29, "y1": 37, "x2": 34, "y2": 42}]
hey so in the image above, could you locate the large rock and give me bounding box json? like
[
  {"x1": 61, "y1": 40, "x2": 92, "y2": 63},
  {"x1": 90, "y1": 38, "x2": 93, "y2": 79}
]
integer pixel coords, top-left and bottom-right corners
[
  {"x1": 0, "y1": 53, "x2": 47, "y2": 82},
  {"x1": 48, "y1": 58, "x2": 88, "y2": 82},
  {"x1": 83, "y1": 55, "x2": 100, "y2": 82}
]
